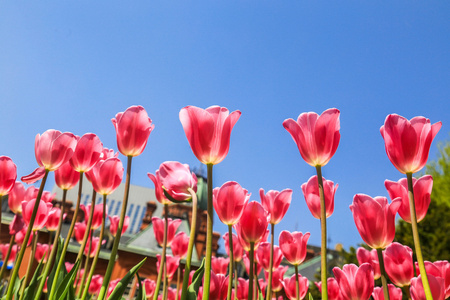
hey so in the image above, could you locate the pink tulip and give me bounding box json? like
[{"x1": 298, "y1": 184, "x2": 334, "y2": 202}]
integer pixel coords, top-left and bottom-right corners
[
  {"x1": 410, "y1": 275, "x2": 445, "y2": 300},
  {"x1": 55, "y1": 161, "x2": 80, "y2": 190},
  {"x1": 233, "y1": 278, "x2": 249, "y2": 300},
  {"x1": 21, "y1": 199, "x2": 52, "y2": 231},
  {"x1": 24, "y1": 186, "x2": 39, "y2": 201},
  {"x1": 198, "y1": 271, "x2": 220, "y2": 300},
  {"x1": 152, "y1": 217, "x2": 182, "y2": 247},
  {"x1": 0, "y1": 156, "x2": 17, "y2": 196},
  {"x1": 256, "y1": 242, "x2": 283, "y2": 271},
  {"x1": 109, "y1": 215, "x2": 129, "y2": 236},
  {"x1": 171, "y1": 231, "x2": 189, "y2": 259},
  {"x1": 372, "y1": 284, "x2": 402, "y2": 300},
  {"x1": 84, "y1": 237, "x2": 102, "y2": 258},
  {"x1": 380, "y1": 114, "x2": 441, "y2": 174},
  {"x1": 69, "y1": 133, "x2": 103, "y2": 172},
  {"x1": 283, "y1": 108, "x2": 340, "y2": 167},
  {"x1": 260, "y1": 188, "x2": 292, "y2": 224},
  {"x1": 148, "y1": 170, "x2": 172, "y2": 205},
  {"x1": 14, "y1": 227, "x2": 28, "y2": 244},
  {"x1": 0, "y1": 244, "x2": 18, "y2": 265},
  {"x1": 234, "y1": 201, "x2": 270, "y2": 247},
  {"x1": 157, "y1": 254, "x2": 180, "y2": 280},
  {"x1": 158, "y1": 287, "x2": 177, "y2": 300},
  {"x1": 179, "y1": 105, "x2": 241, "y2": 165},
  {"x1": 383, "y1": 242, "x2": 414, "y2": 287},
  {"x1": 46, "y1": 207, "x2": 63, "y2": 231},
  {"x1": 356, "y1": 247, "x2": 380, "y2": 280},
  {"x1": 89, "y1": 274, "x2": 103, "y2": 295},
  {"x1": 65, "y1": 262, "x2": 74, "y2": 273},
  {"x1": 141, "y1": 278, "x2": 156, "y2": 298},
  {"x1": 8, "y1": 181, "x2": 25, "y2": 214},
  {"x1": 301, "y1": 175, "x2": 338, "y2": 219},
  {"x1": 40, "y1": 191, "x2": 56, "y2": 203},
  {"x1": 282, "y1": 273, "x2": 310, "y2": 300},
  {"x1": 85, "y1": 157, "x2": 124, "y2": 195},
  {"x1": 81, "y1": 203, "x2": 105, "y2": 230},
  {"x1": 223, "y1": 232, "x2": 243, "y2": 262},
  {"x1": 211, "y1": 256, "x2": 229, "y2": 275},
  {"x1": 243, "y1": 253, "x2": 262, "y2": 277},
  {"x1": 213, "y1": 181, "x2": 250, "y2": 226},
  {"x1": 158, "y1": 161, "x2": 198, "y2": 202},
  {"x1": 112, "y1": 105, "x2": 154, "y2": 157},
  {"x1": 9, "y1": 214, "x2": 25, "y2": 236},
  {"x1": 385, "y1": 175, "x2": 433, "y2": 223},
  {"x1": 333, "y1": 263, "x2": 374, "y2": 300},
  {"x1": 35, "y1": 243, "x2": 51, "y2": 263},
  {"x1": 350, "y1": 194, "x2": 401, "y2": 249},
  {"x1": 264, "y1": 265, "x2": 288, "y2": 292},
  {"x1": 414, "y1": 260, "x2": 450, "y2": 298},
  {"x1": 74, "y1": 222, "x2": 88, "y2": 244},
  {"x1": 279, "y1": 230, "x2": 310, "y2": 266},
  {"x1": 107, "y1": 278, "x2": 121, "y2": 298},
  {"x1": 315, "y1": 278, "x2": 343, "y2": 300}
]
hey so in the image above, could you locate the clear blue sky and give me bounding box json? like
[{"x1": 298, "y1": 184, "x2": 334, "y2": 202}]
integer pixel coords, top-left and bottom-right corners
[{"x1": 1, "y1": 2, "x2": 449, "y2": 251}]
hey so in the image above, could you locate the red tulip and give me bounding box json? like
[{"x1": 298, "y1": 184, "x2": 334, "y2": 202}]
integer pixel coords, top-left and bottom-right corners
[
  {"x1": 89, "y1": 274, "x2": 103, "y2": 295},
  {"x1": 85, "y1": 157, "x2": 124, "y2": 195},
  {"x1": 152, "y1": 217, "x2": 182, "y2": 247},
  {"x1": 109, "y1": 215, "x2": 129, "y2": 237},
  {"x1": 279, "y1": 230, "x2": 310, "y2": 266},
  {"x1": 157, "y1": 254, "x2": 180, "y2": 280},
  {"x1": 283, "y1": 108, "x2": 340, "y2": 167},
  {"x1": 301, "y1": 175, "x2": 338, "y2": 219},
  {"x1": 260, "y1": 188, "x2": 292, "y2": 224},
  {"x1": 40, "y1": 191, "x2": 56, "y2": 203},
  {"x1": 158, "y1": 287, "x2": 176, "y2": 300},
  {"x1": 282, "y1": 273, "x2": 310, "y2": 300},
  {"x1": 65, "y1": 262, "x2": 74, "y2": 273},
  {"x1": 0, "y1": 244, "x2": 18, "y2": 265},
  {"x1": 21, "y1": 199, "x2": 52, "y2": 231},
  {"x1": 9, "y1": 214, "x2": 25, "y2": 236},
  {"x1": 243, "y1": 253, "x2": 262, "y2": 277},
  {"x1": 158, "y1": 161, "x2": 197, "y2": 202},
  {"x1": 232, "y1": 278, "x2": 249, "y2": 300},
  {"x1": 234, "y1": 201, "x2": 269, "y2": 247},
  {"x1": 380, "y1": 114, "x2": 441, "y2": 174},
  {"x1": 414, "y1": 260, "x2": 450, "y2": 298},
  {"x1": 179, "y1": 105, "x2": 241, "y2": 165},
  {"x1": 315, "y1": 278, "x2": 343, "y2": 300},
  {"x1": 107, "y1": 279, "x2": 121, "y2": 298},
  {"x1": 383, "y1": 243, "x2": 414, "y2": 287},
  {"x1": 171, "y1": 231, "x2": 189, "y2": 259},
  {"x1": 74, "y1": 222, "x2": 88, "y2": 243},
  {"x1": 0, "y1": 156, "x2": 17, "y2": 196},
  {"x1": 350, "y1": 194, "x2": 401, "y2": 249},
  {"x1": 84, "y1": 237, "x2": 102, "y2": 258},
  {"x1": 264, "y1": 265, "x2": 288, "y2": 292},
  {"x1": 69, "y1": 133, "x2": 103, "y2": 172},
  {"x1": 14, "y1": 227, "x2": 28, "y2": 244},
  {"x1": 385, "y1": 175, "x2": 433, "y2": 223},
  {"x1": 24, "y1": 186, "x2": 39, "y2": 201},
  {"x1": 81, "y1": 203, "x2": 105, "y2": 230},
  {"x1": 112, "y1": 105, "x2": 154, "y2": 157},
  {"x1": 223, "y1": 232, "x2": 243, "y2": 262},
  {"x1": 8, "y1": 181, "x2": 25, "y2": 214},
  {"x1": 54, "y1": 161, "x2": 80, "y2": 191},
  {"x1": 211, "y1": 256, "x2": 229, "y2": 275},
  {"x1": 198, "y1": 271, "x2": 221, "y2": 300},
  {"x1": 410, "y1": 275, "x2": 445, "y2": 300},
  {"x1": 372, "y1": 284, "x2": 402, "y2": 300},
  {"x1": 256, "y1": 242, "x2": 283, "y2": 271},
  {"x1": 356, "y1": 247, "x2": 380, "y2": 280},
  {"x1": 35, "y1": 243, "x2": 51, "y2": 263},
  {"x1": 148, "y1": 169, "x2": 172, "y2": 205},
  {"x1": 213, "y1": 181, "x2": 250, "y2": 226},
  {"x1": 46, "y1": 207, "x2": 63, "y2": 231},
  {"x1": 333, "y1": 263, "x2": 374, "y2": 300},
  {"x1": 141, "y1": 278, "x2": 156, "y2": 298}
]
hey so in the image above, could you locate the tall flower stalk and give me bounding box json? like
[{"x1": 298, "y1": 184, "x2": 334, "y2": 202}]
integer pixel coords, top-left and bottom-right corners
[
  {"x1": 316, "y1": 165, "x2": 328, "y2": 299},
  {"x1": 153, "y1": 204, "x2": 169, "y2": 300},
  {"x1": 376, "y1": 248, "x2": 390, "y2": 300},
  {"x1": 226, "y1": 225, "x2": 234, "y2": 300}
]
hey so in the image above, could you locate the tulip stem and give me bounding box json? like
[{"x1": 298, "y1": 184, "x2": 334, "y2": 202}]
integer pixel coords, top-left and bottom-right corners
[
  {"x1": 180, "y1": 189, "x2": 198, "y2": 300},
  {"x1": 248, "y1": 242, "x2": 255, "y2": 300},
  {"x1": 265, "y1": 223, "x2": 275, "y2": 300},
  {"x1": 202, "y1": 164, "x2": 213, "y2": 300},
  {"x1": 0, "y1": 235, "x2": 15, "y2": 280},
  {"x1": 19, "y1": 231, "x2": 38, "y2": 300},
  {"x1": 35, "y1": 189, "x2": 67, "y2": 300},
  {"x1": 315, "y1": 165, "x2": 328, "y2": 300},
  {"x1": 81, "y1": 194, "x2": 107, "y2": 300},
  {"x1": 98, "y1": 156, "x2": 133, "y2": 300},
  {"x1": 295, "y1": 265, "x2": 300, "y2": 300},
  {"x1": 226, "y1": 225, "x2": 234, "y2": 300},
  {"x1": 78, "y1": 230, "x2": 93, "y2": 298},
  {"x1": 176, "y1": 266, "x2": 181, "y2": 300},
  {"x1": 406, "y1": 173, "x2": 433, "y2": 300},
  {"x1": 153, "y1": 204, "x2": 168, "y2": 300},
  {"x1": 5, "y1": 169, "x2": 49, "y2": 300},
  {"x1": 48, "y1": 171, "x2": 84, "y2": 300},
  {"x1": 376, "y1": 248, "x2": 390, "y2": 300},
  {"x1": 404, "y1": 286, "x2": 412, "y2": 300},
  {"x1": 76, "y1": 189, "x2": 97, "y2": 263}
]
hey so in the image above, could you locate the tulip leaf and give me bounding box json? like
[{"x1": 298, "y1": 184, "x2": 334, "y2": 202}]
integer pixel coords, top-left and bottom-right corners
[
  {"x1": 54, "y1": 259, "x2": 80, "y2": 300},
  {"x1": 308, "y1": 293, "x2": 314, "y2": 300},
  {"x1": 186, "y1": 258, "x2": 205, "y2": 300},
  {"x1": 256, "y1": 278, "x2": 264, "y2": 300},
  {"x1": 13, "y1": 276, "x2": 23, "y2": 300},
  {"x1": 108, "y1": 258, "x2": 147, "y2": 300},
  {"x1": 23, "y1": 257, "x2": 45, "y2": 300},
  {"x1": 135, "y1": 273, "x2": 146, "y2": 300},
  {"x1": 47, "y1": 237, "x2": 65, "y2": 297}
]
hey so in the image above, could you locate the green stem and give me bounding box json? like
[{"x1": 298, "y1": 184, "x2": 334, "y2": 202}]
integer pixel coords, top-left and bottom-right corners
[
  {"x1": 19, "y1": 232, "x2": 38, "y2": 300},
  {"x1": 5, "y1": 169, "x2": 49, "y2": 300},
  {"x1": 97, "y1": 156, "x2": 133, "y2": 300},
  {"x1": 406, "y1": 173, "x2": 433, "y2": 300},
  {"x1": 404, "y1": 286, "x2": 412, "y2": 300},
  {"x1": 0, "y1": 235, "x2": 15, "y2": 279},
  {"x1": 81, "y1": 194, "x2": 107, "y2": 300},
  {"x1": 202, "y1": 164, "x2": 213, "y2": 300},
  {"x1": 162, "y1": 272, "x2": 168, "y2": 300},
  {"x1": 153, "y1": 204, "x2": 169, "y2": 300},
  {"x1": 265, "y1": 223, "x2": 275, "y2": 300},
  {"x1": 48, "y1": 171, "x2": 84, "y2": 300},
  {"x1": 234, "y1": 267, "x2": 238, "y2": 300},
  {"x1": 295, "y1": 265, "x2": 299, "y2": 300},
  {"x1": 176, "y1": 266, "x2": 180, "y2": 300},
  {"x1": 76, "y1": 189, "x2": 97, "y2": 262},
  {"x1": 78, "y1": 230, "x2": 93, "y2": 297},
  {"x1": 247, "y1": 243, "x2": 254, "y2": 300},
  {"x1": 376, "y1": 248, "x2": 390, "y2": 300},
  {"x1": 315, "y1": 165, "x2": 328, "y2": 300},
  {"x1": 226, "y1": 225, "x2": 234, "y2": 300},
  {"x1": 180, "y1": 189, "x2": 198, "y2": 300}
]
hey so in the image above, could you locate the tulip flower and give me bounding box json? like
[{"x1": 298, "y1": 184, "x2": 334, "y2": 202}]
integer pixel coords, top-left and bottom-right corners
[
  {"x1": 0, "y1": 244, "x2": 18, "y2": 265},
  {"x1": 211, "y1": 256, "x2": 230, "y2": 275},
  {"x1": 21, "y1": 199, "x2": 52, "y2": 231},
  {"x1": 40, "y1": 191, "x2": 56, "y2": 203},
  {"x1": 243, "y1": 254, "x2": 262, "y2": 277},
  {"x1": 46, "y1": 207, "x2": 64, "y2": 231},
  {"x1": 234, "y1": 201, "x2": 270, "y2": 246},
  {"x1": 223, "y1": 232, "x2": 243, "y2": 262},
  {"x1": 74, "y1": 222, "x2": 88, "y2": 244},
  {"x1": 112, "y1": 105, "x2": 154, "y2": 157},
  {"x1": 264, "y1": 265, "x2": 288, "y2": 292},
  {"x1": 55, "y1": 161, "x2": 80, "y2": 190},
  {"x1": 0, "y1": 156, "x2": 17, "y2": 196},
  {"x1": 350, "y1": 194, "x2": 401, "y2": 249},
  {"x1": 14, "y1": 227, "x2": 28, "y2": 245},
  {"x1": 141, "y1": 278, "x2": 156, "y2": 298},
  {"x1": 107, "y1": 278, "x2": 121, "y2": 298},
  {"x1": 356, "y1": 248, "x2": 380, "y2": 280},
  {"x1": 148, "y1": 172, "x2": 172, "y2": 206},
  {"x1": 65, "y1": 262, "x2": 74, "y2": 273},
  {"x1": 256, "y1": 242, "x2": 283, "y2": 271},
  {"x1": 410, "y1": 275, "x2": 445, "y2": 300},
  {"x1": 232, "y1": 278, "x2": 249, "y2": 300},
  {"x1": 333, "y1": 263, "x2": 374, "y2": 300},
  {"x1": 35, "y1": 243, "x2": 51, "y2": 263},
  {"x1": 301, "y1": 175, "x2": 338, "y2": 219},
  {"x1": 8, "y1": 181, "x2": 25, "y2": 214},
  {"x1": 69, "y1": 133, "x2": 103, "y2": 172},
  {"x1": 315, "y1": 278, "x2": 343, "y2": 300},
  {"x1": 279, "y1": 231, "x2": 310, "y2": 266},
  {"x1": 414, "y1": 260, "x2": 450, "y2": 298},
  {"x1": 372, "y1": 285, "x2": 403, "y2": 300},
  {"x1": 282, "y1": 273, "x2": 310, "y2": 300},
  {"x1": 380, "y1": 114, "x2": 441, "y2": 174},
  {"x1": 383, "y1": 242, "x2": 414, "y2": 287},
  {"x1": 85, "y1": 157, "x2": 124, "y2": 196},
  {"x1": 84, "y1": 237, "x2": 102, "y2": 258},
  {"x1": 158, "y1": 161, "x2": 198, "y2": 202},
  {"x1": 385, "y1": 175, "x2": 433, "y2": 223},
  {"x1": 171, "y1": 231, "x2": 189, "y2": 259},
  {"x1": 157, "y1": 254, "x2": 180, "y2": 280},
  {"x1": 198, "y1": 272, "x2": 221, "y2": 300},
  {"x1": 81, "y1": 203, "x2": 105, "y2": 230},
  {"x1": 213, "y1": 181, "x2": 250, "y2": 226},
  {"x1": 260, "y1": 188, "x2": 292, "y2": 225},
  {"x1": 89, "y1": 274, "x2": 103, "y2": 295},
  {"x1": 152, "y1": 217, "x2": 182, "y2": 247},
  {"x1": 109, "y1": 215, "x2": 130, "y2": 236}
]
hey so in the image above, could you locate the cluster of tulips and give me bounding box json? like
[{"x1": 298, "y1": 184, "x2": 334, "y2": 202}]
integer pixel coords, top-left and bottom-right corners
[{"x1": 0, "y1": 104, "x2": 448, "y2": 300}]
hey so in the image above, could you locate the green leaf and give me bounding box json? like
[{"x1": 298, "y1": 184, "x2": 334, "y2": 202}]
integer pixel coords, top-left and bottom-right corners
[
  {"x1": 54, "y1": 259, "x2": 80, "y2": 300},
  {"x1": 23, "y1": 257, "x2": 45, "y2": 300},
  {"x1": 186, "y1": 258, "x2": 205, "y2": 300},
  {"x1": 134, "y1": 273, "x2": 146, "y2": 300},
  {"x1": 47, "y1": 237, "x2": 65, "y2": 297},
  {"x1": 309, "y1": 292, "x2": 314, "y2": 300},
  {"x1": 108, "y1": 258, "x2": 147, "y2": 300}
]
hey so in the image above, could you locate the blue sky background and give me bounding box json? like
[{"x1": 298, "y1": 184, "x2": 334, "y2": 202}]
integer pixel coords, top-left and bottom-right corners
[{"x1": 1, "y1": 2, "x2": 449, "y2": 252}]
